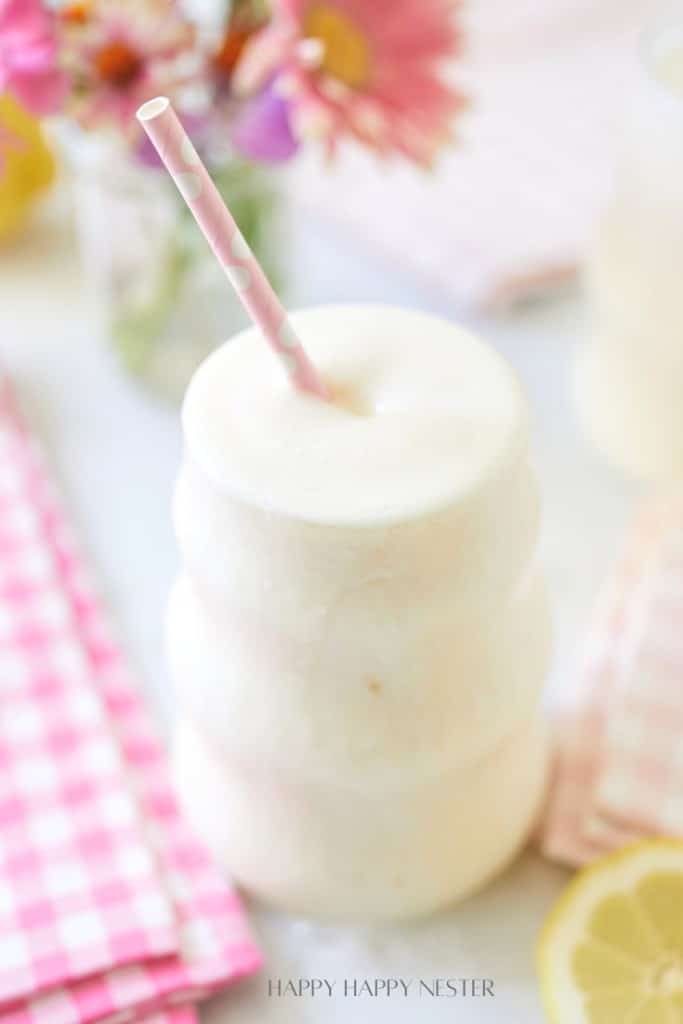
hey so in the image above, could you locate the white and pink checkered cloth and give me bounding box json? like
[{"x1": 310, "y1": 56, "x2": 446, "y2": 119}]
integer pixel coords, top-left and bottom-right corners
[
  {"x1": 0, "y1": 377, "x2": 261, "y2": 1024},
  {"x1": 540, "y1": 496, "x2": 683, "y2": 866}
]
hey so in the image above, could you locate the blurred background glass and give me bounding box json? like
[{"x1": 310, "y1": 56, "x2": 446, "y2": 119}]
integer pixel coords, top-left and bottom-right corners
[{"x1": 578, "y1": 4, "x2": 683, "y2": 480}]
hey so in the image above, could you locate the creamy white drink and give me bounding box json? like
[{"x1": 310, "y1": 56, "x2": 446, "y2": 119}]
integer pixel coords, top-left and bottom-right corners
[
  {"x1": 578, "y1": 24, "x2": 683, "y2": 479},
  {"x1": 168, "y1": 305, "x2": 550, "y2": 920}
]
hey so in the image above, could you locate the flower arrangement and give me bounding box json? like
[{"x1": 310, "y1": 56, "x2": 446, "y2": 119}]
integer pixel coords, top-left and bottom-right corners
[
  {"x1": 0, "y1": 0, "x2": 466, "y2": 395},
  {"x1": 1, "y1": 0, "x2": 465, "y2": 167}
]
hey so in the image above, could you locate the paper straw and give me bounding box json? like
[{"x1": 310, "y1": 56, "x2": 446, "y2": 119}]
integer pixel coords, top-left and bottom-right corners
[{"x1": 136, "y1": 96, "x2": 327, "y2": 399}]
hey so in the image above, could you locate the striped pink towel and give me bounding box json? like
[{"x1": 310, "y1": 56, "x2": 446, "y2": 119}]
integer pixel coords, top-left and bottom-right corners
[
  {"x1": 540, "y1": 497, "x2": 683, "y2": 866},
  {"x1": 0, "y1": 378, "x2": 261, "y2": 1024}
]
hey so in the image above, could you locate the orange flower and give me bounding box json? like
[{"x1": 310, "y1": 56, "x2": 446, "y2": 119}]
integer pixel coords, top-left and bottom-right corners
[
  {"x1": 213, "y1": 27, "x2": 254, "y2": 80},
  {"x1": 60, "y1": 2, "x2": 93, "y2": 26}
]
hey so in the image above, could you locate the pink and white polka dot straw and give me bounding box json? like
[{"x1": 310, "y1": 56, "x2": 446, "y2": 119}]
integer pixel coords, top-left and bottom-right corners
[{"x1": 136, "y1": 96, "x2": 327, "y2": 399}]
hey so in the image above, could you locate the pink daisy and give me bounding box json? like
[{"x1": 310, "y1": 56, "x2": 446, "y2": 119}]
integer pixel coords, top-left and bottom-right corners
[
  {"x1": 0, "y1": 0, "x2": 68, "y2": 115},
  {"x1": 59, "y1": 0, "x2": 197, "y2": 132},
  {"x1": 235, "y1": 0, "x2": 466, "y2": 166}
]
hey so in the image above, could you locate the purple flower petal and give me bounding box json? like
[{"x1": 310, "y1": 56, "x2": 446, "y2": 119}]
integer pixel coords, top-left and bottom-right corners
[{"x1": 231, "y1": 84, "x2": 299, "y2": 164}]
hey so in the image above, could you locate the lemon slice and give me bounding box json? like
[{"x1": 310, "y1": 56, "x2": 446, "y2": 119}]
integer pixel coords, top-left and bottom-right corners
[{"x1": 538, "y1": 839, "x2": 683, "y2": 1023}]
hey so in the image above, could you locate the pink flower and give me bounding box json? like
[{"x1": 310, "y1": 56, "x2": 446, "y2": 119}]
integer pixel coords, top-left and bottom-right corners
[
  {"x1": 0, "y1": 0, "x2": 68, "y2": 115},
  {"x1": 60, "y1": 0, "x2": 196, "y2": 132},
  {"x1": 235, "y1": 0, "x2": 466, "y2": 166},
  {"x1": 232, "y1": 79, "x2": 300, "y2": 163}
]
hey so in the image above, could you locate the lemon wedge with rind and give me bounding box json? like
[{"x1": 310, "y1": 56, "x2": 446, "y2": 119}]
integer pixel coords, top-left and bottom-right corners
[{"x1": 538, "y1": 839, "x2": 683, "y2": 1023}]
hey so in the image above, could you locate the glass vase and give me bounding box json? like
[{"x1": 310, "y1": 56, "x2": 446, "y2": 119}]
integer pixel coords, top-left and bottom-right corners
[{"x1": 74, "y1": 136, "x2": 282, "y2": 402}]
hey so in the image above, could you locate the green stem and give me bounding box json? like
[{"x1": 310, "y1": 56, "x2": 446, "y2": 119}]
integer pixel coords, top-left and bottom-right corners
[
  {"x1": 109, "y1": 160, "x2": 281, "y2": 377},
  {"x1": 111, "y1": 234, "x2": 191, "y2": 373}
]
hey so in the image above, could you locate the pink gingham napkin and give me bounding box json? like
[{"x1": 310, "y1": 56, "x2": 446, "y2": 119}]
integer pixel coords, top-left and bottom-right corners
[
  {"x1": 0, "y1": 378, "x2": 261, "y2": 1024},
  {"x1": 540, "y1": 497, "x2": 683, "y2": 866}
]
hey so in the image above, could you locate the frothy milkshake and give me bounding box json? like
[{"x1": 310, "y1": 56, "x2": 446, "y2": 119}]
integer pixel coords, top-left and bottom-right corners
[{"x1": 168, "y1": 305, "x2": 550, "y2": 919}]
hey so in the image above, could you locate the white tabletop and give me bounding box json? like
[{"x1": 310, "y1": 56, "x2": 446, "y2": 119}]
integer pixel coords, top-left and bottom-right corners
[{"x1": 0, "y1": 194, "x2": 640, "y2": 1023}]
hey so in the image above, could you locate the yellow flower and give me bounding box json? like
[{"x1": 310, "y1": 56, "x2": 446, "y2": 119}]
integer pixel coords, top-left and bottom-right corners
[{"x1": 0, "y1": 94, "x2": 55, "y2": 241}]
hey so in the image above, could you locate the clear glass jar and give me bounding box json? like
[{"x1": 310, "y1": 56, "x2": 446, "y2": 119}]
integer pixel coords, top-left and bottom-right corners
[
  {"x1": 73, "y1": 136, "x2": 282, "y2": 403},
  {"x1": 577, "y1": 5, "x2": 683, "y2": 480}
]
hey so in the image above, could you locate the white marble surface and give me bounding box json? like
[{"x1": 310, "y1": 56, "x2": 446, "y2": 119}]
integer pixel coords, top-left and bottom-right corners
[{"x1": 0, "y1": 195, "x2": 642, "y2": 1022}]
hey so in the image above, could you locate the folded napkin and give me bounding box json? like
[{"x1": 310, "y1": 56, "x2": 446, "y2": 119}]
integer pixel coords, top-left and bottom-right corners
[
  {"x1": 0, "y1": 378, "x2": 261, "y2": 1024},
  {"x1": 540, "y1": 497, "x2": 683, "y2": 866},
  {"x1": 289, "y1": 0, "x2": 653, "y2": 309}
]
